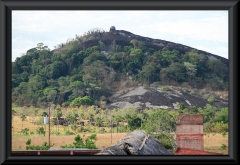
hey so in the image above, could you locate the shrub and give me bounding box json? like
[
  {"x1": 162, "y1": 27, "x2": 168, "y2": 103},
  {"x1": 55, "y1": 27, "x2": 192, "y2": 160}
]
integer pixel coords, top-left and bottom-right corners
[
  {"x1": 190, "y1": 91, "x2": 195, "y2": 95},
  {"x1": 60, "y1": 134, "x2": 97, "y2": 149},
  {"x1": 21, "y1": 128, "x2": 29, "y2": 135},
  {"x1": 26, "y1": 139, "x2": 54, "y2": 150},
  {"x1": 65, "y1": 130, "x2": 71, "y2": 135},
  {"x1": 208, "y1": 96, "x2": 215, "y2": 102},
  {"x1": 41, "y1": 112, "x2": 48, "y2": 117},
  {"x1": 100, "y1": 101, "x2": 106, "y2": 105},
  {"x1": 206, "y1": 121, "x2": 228, "y2": 133},
  {"x1": 182, "y1": 87, "x2": 189, "y2": 93},
  {"x1": 36, "y1": 127, "x2": 45, "y2": 136},
  {"x1": 221, "y1": 144, "x2": 227, "y2": 150},
  {"x1": 222, "y1": 131, "x2": 227, "y2": 137},
  {"x1": 161, "y1": 86, "x2": 170, "y2": 91}
]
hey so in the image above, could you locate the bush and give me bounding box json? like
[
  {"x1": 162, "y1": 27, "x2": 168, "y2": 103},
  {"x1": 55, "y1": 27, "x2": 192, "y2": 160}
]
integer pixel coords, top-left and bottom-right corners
[
  {"x1": 36, "y1": 127, "x2": 45, "y2": 136},
  {"x1": 221, "y1": 131, "x2": 227, "y2": 137},
  {"x1": 190, "y1": 91, "x2": 195, "y2": 95},
  {"x1": 100, "y1": 101, "x2": 106, "y2": 105},
  {"x1": 41, "y1": 112, "x2": 48, "y2": 117},
  {"x1": 221, "y1": 144, "x2": 227, "y2": 150},
  {"x1": 208, "y1": 96, "x2": 215, "y2": 102},
  {"x1": 61, "y1": 134, "x2": 97, "y2": 149},
  {"x1": 21, "y1": 128, "x2": 29, "y2": 135},
  {"x1": 205, "y1": 121, "x2": 228, "y2": 133},
  {"x1": 65, "y1": 130, "x2": 71, "y2": 135},
  {"x1": 26, "y1": 139, "x2": 54, "y2": 150},
  {"x1": 182, "y1": 87, "x2": 189, "y2": 93},
  {"x1": 161, "y1": 87, "x2": 170, "y2": 91}
]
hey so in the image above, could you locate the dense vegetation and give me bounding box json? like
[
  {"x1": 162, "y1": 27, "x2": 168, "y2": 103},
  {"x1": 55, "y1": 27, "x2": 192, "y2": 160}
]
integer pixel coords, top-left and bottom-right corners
[{"x1": 12, "y1": 29, "x2": 228, "y2": 107}]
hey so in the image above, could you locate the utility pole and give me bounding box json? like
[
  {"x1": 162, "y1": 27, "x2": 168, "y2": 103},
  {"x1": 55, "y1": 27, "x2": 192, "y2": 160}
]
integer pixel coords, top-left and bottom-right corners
[
  {"x1": 111, "y1": 117, "x2": 112, "y2": 144},
  {"x1": 47, "y1": 103, "x2": 51, "y2": 147},
  {"x1": 110, "y1": 110, "x2": 112, "y2": 145}
]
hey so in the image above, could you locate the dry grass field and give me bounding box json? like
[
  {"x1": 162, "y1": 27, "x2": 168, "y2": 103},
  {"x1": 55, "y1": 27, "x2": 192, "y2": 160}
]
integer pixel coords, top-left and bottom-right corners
[{"x1": 12, "y1": 116, "x2": 228, "y2": 154}]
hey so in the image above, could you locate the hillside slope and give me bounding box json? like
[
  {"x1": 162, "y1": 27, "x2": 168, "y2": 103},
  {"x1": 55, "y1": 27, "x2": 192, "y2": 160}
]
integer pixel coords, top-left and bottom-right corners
[{"x1": 12, "y1": 28, "x2": 228, "y2": 108}]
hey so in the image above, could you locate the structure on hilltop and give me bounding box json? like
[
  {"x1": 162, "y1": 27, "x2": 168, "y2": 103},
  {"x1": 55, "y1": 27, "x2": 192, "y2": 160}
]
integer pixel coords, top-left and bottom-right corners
[{"x1": 110, "y1": 26, "x2": 116, "y2": 32}]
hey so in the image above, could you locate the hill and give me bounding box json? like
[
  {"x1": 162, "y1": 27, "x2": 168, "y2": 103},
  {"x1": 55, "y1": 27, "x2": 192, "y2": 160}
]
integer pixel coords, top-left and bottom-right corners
[{"x1": 12, "y1": 28, "x2": 228, "y2": 109}]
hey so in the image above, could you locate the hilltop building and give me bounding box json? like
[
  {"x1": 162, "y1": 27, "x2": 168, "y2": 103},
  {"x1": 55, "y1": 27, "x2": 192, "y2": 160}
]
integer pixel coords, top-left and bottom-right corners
[{"x1": 110, "y1": 26, "x2": 116, "y2": 32}]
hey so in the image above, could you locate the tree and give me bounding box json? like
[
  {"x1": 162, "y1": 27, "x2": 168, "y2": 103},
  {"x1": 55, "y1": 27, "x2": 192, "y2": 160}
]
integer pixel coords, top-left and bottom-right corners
[
  {"x1": 50, "y1": 61, "x2": 67, "y2": 79},
  {"x1": 138, "y1": 64, "x2": 158, "y2": 85},
  {"x1": 60, "y1": 134, "x2": 97, "y2": 149},
  {"x1": 177, "y1": 102, "x2": 186, "y2": 110},
  {"x1": 127, "y1": 114, "x2": 142, "y2": 131},
  {"x1": 33, "y1": 108, "x2": 38, "y2": 130},
  {"x1": 143, "y1": 110, "x2": 178, "y2": 150},
  {"x1": 65, "y1": 110, "x2": 79, "y2": 132},
  {"x1": 70, "y1": 96, "x2": 94, "y2": 108},
  {"x1": 184, "y1": 49, "x2": 201, "y2": 65},
  {"x1": 214, "y1": 107, "x2": 228, "y2": 123},
  {"x1": 184, "y1": 62, "x2": 196, "y2": 84},
  {"x1": 160, "y1": 63, "x2": 186, "y2": 83},
  {"x1": 20, "y1": 114, "x2": 26, "y2": 132},
  {"x1": 54, "y1": 108, "x2": 63, "y2": 132},
  {"x1": 130, "y1": 39, "x2": 142, "y2": 49},
  {"x1": 36, "y1": 43, "x2": 44, "y2": 50}
]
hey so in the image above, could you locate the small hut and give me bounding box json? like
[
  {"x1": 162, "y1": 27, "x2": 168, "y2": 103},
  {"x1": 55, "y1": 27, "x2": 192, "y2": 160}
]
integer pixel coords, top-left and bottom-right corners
[
  {"x1": 110, "y1": 26, "x2": 116, "y2": 32},
  {"x1": 95, "y1": 130, "x2": 173, "y2": 155}
]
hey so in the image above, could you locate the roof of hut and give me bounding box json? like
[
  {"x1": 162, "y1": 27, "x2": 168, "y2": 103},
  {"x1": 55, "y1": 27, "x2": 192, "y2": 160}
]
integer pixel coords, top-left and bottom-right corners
[{"x1": 95, "y1": 130, "x2": 173, "y2": 155}]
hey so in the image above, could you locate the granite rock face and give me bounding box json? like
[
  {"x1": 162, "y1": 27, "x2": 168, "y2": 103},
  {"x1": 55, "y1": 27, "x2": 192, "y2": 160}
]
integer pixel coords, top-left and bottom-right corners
[{"x1": 107, "y1": 86, "x2": 228, "y2": 110}]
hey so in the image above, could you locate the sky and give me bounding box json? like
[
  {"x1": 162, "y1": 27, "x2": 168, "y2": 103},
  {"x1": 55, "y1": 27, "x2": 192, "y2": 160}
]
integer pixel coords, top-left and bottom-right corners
[{"x1": 12, "y1": 10, "x2": 228, "y2": 62}]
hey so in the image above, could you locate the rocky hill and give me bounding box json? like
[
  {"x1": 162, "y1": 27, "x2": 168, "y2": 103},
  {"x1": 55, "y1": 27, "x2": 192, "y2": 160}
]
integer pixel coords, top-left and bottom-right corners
[
  {"x1": 12, "y1": 28, "x2": 228, "y2": 109},
  {"x1": 69, "y1": 29, "x2": 228, "y2": 65},
  {"x1": 106, "y1": 86, "x2": 228, "y2": 111}
]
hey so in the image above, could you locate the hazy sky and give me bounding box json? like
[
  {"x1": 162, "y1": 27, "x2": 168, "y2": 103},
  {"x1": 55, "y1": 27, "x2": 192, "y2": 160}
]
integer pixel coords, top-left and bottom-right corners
[{"x1": 12, "y1": 10, "x2": 228, "y2": 62}]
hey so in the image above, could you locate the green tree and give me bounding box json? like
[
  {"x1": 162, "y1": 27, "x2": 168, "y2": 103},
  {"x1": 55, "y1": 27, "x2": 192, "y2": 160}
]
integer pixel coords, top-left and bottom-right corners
[
  {"x1": 160, "y1": 62, "x2": 186, "y2": 83},
  {"x1": 214, "y1": 107, "x2": 228, "y2": 123},
  {"x1": 143, "y1": 110, "x2": 178, "y2": 150},
  {"x1": 138, "y1": 63, "x2": 158, "y2": 85},
  {"x1": 20, "y1": 114, "x2": 26, "y2": 131},
  {"x1": 184, "y1": 62, "x2": 196, "y2": 85},
  {"x1": 50, "y1": 61, "x2": 67, "y2": 79},
  {"x1": 54, "y1": 108, "x2": 63, "y2": 132},
  {"x1": 130, "y1": 39, "x2": 143, "y2": 49},
  {"x1": 70, "y1": 96, "x2": 94, "y2": 108}
]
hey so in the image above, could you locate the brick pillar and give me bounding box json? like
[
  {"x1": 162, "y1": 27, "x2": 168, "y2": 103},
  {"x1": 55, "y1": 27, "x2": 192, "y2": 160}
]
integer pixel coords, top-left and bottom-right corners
[{"x1": 176, "y1": 114, "x2": 204, "y2": 151}]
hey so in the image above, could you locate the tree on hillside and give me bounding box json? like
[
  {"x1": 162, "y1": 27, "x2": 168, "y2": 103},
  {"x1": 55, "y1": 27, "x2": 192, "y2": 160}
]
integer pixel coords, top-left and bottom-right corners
[
  {"x1": 70, "y1": 96, "x2": 94, "y2": 108},
  {"x1": 130, "y1": 39, "x2": 143, "y2": 49},
  {"x1": 184, "y1": 62, "x2": 196, "y2": 85}
]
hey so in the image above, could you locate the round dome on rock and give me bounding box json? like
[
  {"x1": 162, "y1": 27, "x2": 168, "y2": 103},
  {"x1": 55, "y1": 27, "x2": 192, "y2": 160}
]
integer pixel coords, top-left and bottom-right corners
[{"x1": 110, "y1": 26, "x2": 116, "y2": 32}]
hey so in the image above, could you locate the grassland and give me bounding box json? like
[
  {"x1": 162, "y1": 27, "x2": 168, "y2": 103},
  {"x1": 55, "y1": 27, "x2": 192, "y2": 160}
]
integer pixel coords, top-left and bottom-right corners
[{"x1": 12, "y1": 116, "x2": 228, "y2": 154}]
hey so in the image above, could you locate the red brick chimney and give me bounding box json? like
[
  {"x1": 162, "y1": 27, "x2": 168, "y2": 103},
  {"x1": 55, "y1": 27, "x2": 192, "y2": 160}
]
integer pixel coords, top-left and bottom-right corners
[{"x1": 176, "y1": 114, "x2": 204, "y2": 151}]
